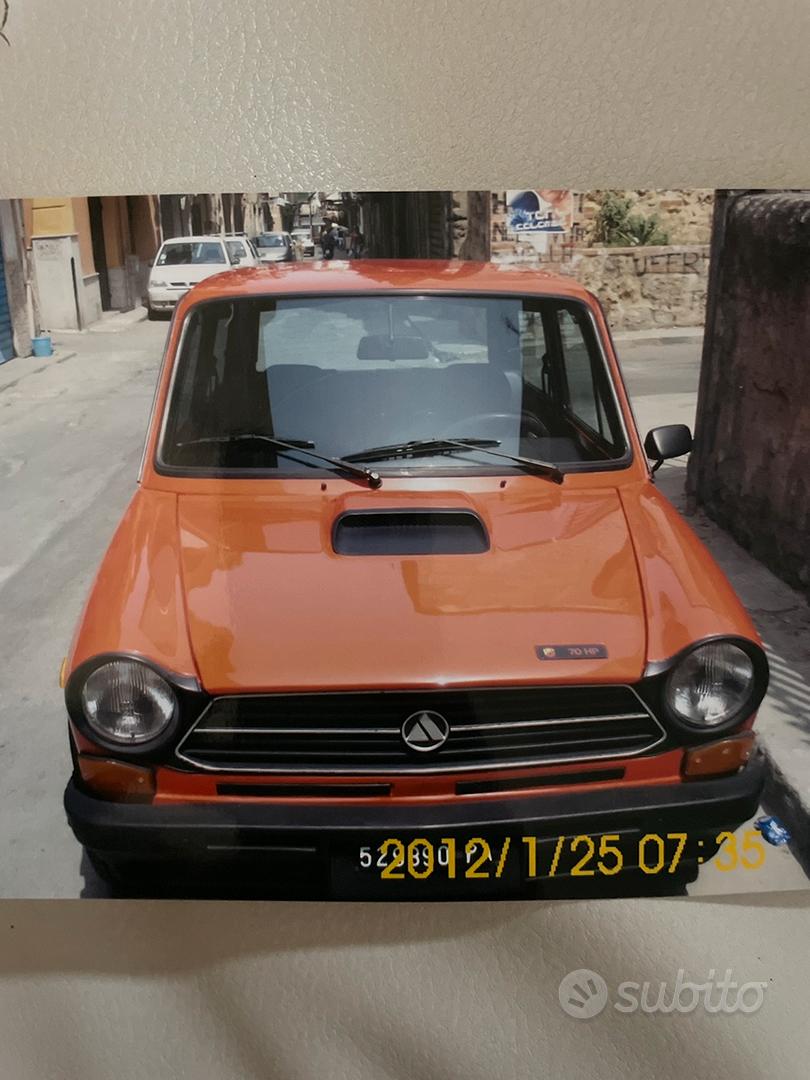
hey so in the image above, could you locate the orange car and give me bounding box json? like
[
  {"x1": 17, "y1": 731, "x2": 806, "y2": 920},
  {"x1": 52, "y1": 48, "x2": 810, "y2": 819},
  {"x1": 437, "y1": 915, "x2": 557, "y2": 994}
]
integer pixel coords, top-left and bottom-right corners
[{"x1": 62, "y1": 261, "x2": 768, "y2": 897}]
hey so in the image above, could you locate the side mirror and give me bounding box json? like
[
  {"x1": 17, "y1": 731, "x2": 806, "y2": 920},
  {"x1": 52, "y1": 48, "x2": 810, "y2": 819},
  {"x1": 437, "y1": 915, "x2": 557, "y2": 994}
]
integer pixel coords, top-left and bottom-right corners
[
  {"x1": 644, "y1": 424, "x2": 693, "y2": 473},
  {"x1": 230, "y1": 253, "x2": 242, "y2": 265}
]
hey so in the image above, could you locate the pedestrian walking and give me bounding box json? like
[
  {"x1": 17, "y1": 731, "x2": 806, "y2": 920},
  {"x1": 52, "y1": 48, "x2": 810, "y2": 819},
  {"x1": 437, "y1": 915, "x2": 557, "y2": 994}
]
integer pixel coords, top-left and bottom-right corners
[
  {"x1": 348, "y1": 227, "x2": 364, "y2": 258},
  {"x1": 322, "y1": 223, "x2": 336, "y2": 260}
]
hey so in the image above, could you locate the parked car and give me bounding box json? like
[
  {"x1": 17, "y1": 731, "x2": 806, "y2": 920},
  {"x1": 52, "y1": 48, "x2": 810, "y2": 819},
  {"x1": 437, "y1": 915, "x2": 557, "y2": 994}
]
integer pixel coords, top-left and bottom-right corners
[
  {"x1": 291, "y1": 228, "x2": 316, "y2": 257},
  {"x1": 224, "y1": 234, "x2": 260, "y2": 266},
  {"x1": 63, "y1": 261, "x2": 768, "y2": 897},
  {"x1": 254, "y1": 231, "x2": 296, "y2": 263},
  {"x1": 146, "y1": 235, "x2": 256, "y2": 318}
]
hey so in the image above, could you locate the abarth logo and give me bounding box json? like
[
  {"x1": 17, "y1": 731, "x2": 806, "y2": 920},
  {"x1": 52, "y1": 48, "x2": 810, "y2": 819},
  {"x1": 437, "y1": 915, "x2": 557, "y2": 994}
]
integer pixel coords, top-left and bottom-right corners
[
  {"x1": 536, "y1": 643, "x2": 609, "y2": 660},
  {"x1": 401, "y1": 711, "x2": 450, "y2": 752}
]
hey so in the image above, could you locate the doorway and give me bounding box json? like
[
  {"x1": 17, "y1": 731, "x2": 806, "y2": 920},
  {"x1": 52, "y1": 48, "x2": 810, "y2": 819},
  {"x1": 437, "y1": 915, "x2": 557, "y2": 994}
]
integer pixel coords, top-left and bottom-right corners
[{"x1": 87, "y1": 197, "x2": 112, "y2": 311}]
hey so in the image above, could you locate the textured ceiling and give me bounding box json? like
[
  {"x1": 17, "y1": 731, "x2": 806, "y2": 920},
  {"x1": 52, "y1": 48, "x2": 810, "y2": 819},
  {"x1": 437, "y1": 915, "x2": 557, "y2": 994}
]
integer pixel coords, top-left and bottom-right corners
[{"x1": 0, "y1": 0, "x2": 808, "y2": 196}]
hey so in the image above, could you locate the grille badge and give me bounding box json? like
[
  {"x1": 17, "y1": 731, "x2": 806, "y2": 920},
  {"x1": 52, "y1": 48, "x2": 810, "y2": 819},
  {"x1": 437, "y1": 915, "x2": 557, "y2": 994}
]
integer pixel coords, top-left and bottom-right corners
[{"x1": 401, "y1": 711, "x2": 450, "y2": 752}]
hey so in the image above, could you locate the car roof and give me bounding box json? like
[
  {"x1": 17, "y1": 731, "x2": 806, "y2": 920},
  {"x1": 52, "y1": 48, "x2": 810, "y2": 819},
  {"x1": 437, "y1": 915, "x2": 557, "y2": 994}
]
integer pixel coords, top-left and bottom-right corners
[{"x1": 179, "y1": 260, "x2": 596, "y2": 304}]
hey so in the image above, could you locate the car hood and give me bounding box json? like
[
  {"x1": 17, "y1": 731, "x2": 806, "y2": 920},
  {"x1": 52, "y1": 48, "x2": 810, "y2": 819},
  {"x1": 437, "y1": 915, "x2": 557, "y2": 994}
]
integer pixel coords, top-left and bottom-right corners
[
  {"x1": 258, "y1": 250, "x2": 287, "y2": 261},
  {"x1": 176, "y1": 486, "x2": 647, "y2": 693}
]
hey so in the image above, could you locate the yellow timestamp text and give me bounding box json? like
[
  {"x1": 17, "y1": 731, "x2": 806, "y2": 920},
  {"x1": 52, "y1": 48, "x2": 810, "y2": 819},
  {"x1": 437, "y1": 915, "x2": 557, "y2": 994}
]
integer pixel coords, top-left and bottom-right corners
[{"x1": 360, "y1": 829, "x2": 766, "y2": 881}]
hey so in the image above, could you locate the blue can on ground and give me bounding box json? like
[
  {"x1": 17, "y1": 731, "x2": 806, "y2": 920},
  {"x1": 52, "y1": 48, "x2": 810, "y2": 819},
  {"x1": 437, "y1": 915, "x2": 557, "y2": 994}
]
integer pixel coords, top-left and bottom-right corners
[
  {"x1": 754, "y1": 816, "x2": 791, "y2": 846},
  {"x1": 32, "y1": 335, "x2": 53, "y2": 357}
]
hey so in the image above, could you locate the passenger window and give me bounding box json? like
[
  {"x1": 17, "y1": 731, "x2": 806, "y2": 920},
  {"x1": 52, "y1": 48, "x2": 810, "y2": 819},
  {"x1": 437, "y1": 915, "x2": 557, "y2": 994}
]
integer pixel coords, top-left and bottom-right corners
[{"x1": 558, "y1": 308, "x2": 603, "y2": 435}]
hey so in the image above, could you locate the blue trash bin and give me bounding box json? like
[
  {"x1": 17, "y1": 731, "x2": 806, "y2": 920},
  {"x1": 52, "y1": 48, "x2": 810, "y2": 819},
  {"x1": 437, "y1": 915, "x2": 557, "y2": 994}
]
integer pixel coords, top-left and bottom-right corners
[{"x1": 32, "y1": 335, "x2": 53, "y2": 357}]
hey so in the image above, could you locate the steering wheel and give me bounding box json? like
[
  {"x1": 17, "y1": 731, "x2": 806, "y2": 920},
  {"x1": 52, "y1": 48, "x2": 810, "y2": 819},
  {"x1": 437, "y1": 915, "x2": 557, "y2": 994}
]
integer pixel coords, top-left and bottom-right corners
[{"x1": 444, "y1": 412, "x2": 550, "y2": 441}]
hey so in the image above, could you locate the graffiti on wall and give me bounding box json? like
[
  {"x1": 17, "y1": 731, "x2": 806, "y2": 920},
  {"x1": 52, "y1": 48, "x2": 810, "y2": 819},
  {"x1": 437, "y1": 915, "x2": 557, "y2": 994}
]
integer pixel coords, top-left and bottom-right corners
[{"x1": 628, "y1": 249, "x2": 707, "y2": 275}]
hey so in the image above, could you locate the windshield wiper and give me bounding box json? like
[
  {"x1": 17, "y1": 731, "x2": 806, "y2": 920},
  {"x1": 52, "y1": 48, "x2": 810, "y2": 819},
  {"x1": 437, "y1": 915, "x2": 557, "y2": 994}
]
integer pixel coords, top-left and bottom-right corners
[
  {"x1": 176, "y1": 433, "x2": 382, "y2": 489},
  {"x1": 343, "y1": 437, "x2": 564, "y2": 484},
  {"x1": 343, "y1": 437, "x2": 498, "y2": 462}
]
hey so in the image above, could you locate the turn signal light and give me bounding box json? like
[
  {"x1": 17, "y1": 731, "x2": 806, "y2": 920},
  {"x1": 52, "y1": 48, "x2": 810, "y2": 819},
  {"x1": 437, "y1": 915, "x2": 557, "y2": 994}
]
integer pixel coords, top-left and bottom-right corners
[
  {"x1": 682, "y1": 733, "x2": 755, "y2": 779},
  {"x1": 77, "y1": 756, "x2": 155, "y2": 802}
]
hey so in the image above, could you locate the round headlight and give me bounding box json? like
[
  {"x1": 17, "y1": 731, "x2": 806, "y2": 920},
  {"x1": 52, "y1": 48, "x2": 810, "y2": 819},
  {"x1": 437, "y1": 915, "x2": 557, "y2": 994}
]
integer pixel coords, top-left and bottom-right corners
[
  {"x1": 81, "y1": 660, "x2": 177, "y2": 745},
  {"x1": 665, "y1": 641, "x2": 755, "y2": 728}
]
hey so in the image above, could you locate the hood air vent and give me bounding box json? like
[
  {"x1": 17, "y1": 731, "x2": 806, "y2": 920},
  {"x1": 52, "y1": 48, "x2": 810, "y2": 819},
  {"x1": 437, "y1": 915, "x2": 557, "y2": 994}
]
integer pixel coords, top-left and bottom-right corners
[{"x1": 332, "y1": 509, "x2": 489, "y2": 556}]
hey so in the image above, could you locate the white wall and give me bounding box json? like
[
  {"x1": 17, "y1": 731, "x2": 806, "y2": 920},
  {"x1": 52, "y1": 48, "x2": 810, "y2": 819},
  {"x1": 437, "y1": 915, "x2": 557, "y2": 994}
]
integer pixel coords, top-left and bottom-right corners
[{"x1": 31, "y1": 236, "x2": 102, "y2": 330}]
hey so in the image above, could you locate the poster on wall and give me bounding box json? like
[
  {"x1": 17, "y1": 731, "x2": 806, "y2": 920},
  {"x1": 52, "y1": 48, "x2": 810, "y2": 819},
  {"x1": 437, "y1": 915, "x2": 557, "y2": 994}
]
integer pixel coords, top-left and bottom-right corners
[{"x1": 505, "y1": 189, "x2": 573, "y2": 252}]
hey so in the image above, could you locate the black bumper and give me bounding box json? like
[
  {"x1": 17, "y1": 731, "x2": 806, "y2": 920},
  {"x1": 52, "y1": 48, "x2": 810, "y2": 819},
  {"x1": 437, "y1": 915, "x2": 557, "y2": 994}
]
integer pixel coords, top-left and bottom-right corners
[{"x1": 65, "y1": 757, "x2": 764, "y2": 860}]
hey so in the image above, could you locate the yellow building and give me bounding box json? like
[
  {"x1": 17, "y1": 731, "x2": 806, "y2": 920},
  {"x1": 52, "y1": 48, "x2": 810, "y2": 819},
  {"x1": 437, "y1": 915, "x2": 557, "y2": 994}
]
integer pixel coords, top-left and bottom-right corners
[{"x1": 24, "y1": 196, "x2": 160, "y2": 330}]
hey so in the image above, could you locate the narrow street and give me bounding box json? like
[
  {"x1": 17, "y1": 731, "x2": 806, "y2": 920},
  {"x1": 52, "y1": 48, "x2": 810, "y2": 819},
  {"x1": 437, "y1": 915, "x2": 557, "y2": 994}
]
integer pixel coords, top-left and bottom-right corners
[{"x1": 0, "y1": 322, "x2": 806, "y2": 897}]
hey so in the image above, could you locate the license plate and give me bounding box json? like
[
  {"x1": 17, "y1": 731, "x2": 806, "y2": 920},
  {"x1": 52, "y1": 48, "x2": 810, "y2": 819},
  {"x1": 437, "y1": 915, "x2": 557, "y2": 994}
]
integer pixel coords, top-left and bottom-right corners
[
  {"x1": 330, "y1": 835, "x2": 521, "y2": 898},
  {"x1": 359, "y1": 836, "x2": 516, "y2": 882}
]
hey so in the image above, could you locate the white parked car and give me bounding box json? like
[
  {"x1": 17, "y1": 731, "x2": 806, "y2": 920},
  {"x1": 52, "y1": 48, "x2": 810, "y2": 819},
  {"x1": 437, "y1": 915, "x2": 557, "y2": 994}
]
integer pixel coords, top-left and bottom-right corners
[
  {"x1": 147, "y1": 235, "x2": 258, "y2": 318},
  {"x1": 254, "y1": 232, "x2": 297, "y2": 264},
  {"x1": 291, "y1": 228, "x2": 316, "y2": 257}
]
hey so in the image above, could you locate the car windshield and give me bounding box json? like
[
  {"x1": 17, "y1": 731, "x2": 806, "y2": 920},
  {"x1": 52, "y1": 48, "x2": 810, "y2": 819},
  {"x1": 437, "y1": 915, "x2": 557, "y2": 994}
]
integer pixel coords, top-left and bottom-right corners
[
  {"x1": 156, "y1": 241, "x2": 226, "y2": 266},
  {"x1": 159, "y1": 294, "x2": 629, "y2": 475},
  {"x1": 256, "y1": 235, "x2": 286, "y2": 248}
]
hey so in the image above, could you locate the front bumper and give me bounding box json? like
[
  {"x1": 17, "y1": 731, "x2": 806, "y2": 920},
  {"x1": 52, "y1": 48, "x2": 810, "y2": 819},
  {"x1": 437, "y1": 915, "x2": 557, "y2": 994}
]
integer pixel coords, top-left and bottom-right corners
[
  {"x1": 147, "y1": 287, "x2": 187, "y2": 310},
  {"x1": 65, "y1": 756, "x2": 764, "y2": 864}
]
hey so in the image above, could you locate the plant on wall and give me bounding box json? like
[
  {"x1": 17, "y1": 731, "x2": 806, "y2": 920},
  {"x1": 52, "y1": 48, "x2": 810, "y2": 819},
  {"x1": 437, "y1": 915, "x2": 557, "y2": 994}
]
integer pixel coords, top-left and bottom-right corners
[{"x1": 592, "y1": 192, "x2": 670, "y2": 246}]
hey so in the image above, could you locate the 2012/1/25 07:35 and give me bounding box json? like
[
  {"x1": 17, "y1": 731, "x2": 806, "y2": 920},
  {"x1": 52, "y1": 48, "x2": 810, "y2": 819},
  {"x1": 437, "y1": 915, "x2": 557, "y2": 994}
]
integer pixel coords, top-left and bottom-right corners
[{"x1": 360, "y1": 830, "x2": 768, "y2": 881}]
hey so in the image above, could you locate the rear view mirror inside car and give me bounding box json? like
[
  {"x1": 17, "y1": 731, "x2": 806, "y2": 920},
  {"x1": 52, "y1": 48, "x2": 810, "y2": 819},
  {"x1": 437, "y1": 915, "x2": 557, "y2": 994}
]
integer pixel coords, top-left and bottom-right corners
[{"x1": 356, "y1": 334, "x2": 431, "y2": 360}]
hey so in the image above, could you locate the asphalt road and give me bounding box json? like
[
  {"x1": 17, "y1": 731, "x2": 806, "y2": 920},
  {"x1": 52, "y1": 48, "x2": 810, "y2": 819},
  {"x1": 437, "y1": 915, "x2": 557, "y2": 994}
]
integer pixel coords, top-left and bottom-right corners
[
  {"x1": 0, "y1": 323, "x2": 162, "y2": 897},
  {"x1": 0, "y1": 323, "x2": 804, "y2": 898}
]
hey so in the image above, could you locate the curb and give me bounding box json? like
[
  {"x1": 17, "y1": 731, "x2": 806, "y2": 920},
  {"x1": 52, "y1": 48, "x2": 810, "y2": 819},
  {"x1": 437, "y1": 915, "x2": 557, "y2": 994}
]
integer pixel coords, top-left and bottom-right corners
[
  {"x1": 612, "y1": 330, "x2": 704, "y2": 346},
  {"x1": 88, "y1": 306, "x2": 148, "y2": 333},
  {"x1": 760, "y1": 742, "x2": 810, "y2": 878}
]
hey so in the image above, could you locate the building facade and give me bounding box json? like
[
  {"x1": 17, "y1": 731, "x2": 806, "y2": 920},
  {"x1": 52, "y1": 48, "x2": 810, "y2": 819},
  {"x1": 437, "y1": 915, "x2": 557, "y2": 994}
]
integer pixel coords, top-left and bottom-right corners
[
  {"x1": 356, "y1": 192, "x2": 455, "y2": 259},
  {"x1": 22, "y1": 196, "x2": 161, "y2": 331},
  {"x1": 0, "y1": 199, "x2": 35, "y2": 363},
  {"x1": 23, "y1": 192, "x2": 277, "y2": 332}
]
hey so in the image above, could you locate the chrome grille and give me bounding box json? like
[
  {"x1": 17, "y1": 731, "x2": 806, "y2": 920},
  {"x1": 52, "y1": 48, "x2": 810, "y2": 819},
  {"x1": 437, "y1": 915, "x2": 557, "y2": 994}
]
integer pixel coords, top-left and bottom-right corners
[{"x1": 176, "y1": 686, "x2": 665, "y2": 774}]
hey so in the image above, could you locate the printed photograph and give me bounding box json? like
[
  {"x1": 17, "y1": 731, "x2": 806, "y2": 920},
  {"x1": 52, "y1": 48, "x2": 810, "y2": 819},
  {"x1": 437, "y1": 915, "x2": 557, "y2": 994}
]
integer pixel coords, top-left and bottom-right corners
[{"x1": 0, "y1": 188, "x2": 807, "y2": 898}]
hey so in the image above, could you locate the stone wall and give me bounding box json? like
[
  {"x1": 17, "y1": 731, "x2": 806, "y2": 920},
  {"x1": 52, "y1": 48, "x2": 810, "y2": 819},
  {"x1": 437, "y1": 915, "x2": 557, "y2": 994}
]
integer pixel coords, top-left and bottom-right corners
[
  {"x1": 568, "y1": 245, "x2": 709, "y2": 331},
  {"x1": 478, "y1": 189, "x2": 713, "y2": 330},
  {"x1": 493, "y1": 243, "x2": 710, "y2": 332},
  {"x1": 687, "y1": 191, "x2": 810, "y2": 598}
]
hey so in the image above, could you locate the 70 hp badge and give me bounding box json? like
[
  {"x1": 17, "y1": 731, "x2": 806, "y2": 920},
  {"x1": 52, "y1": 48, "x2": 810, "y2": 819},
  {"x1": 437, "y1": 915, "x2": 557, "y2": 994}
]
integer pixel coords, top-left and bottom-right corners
[{"x1": 536, "y1": 644, "x2": 609, "y2": 660}]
